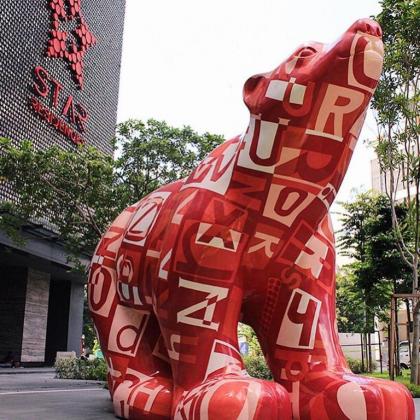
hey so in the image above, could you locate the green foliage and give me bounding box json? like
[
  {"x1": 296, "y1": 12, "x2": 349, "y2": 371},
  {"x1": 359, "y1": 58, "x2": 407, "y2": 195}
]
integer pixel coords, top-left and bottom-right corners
[
  {"x1": 373, "y1": 0, "x2": 419, "y2": 126},
  {"x1": 54, "y1": 357, "x2": 107, "y2": 381},
  {"x1": 372, "y1": 0, "x2": 419, "y2": 271},
  {"x1": 115, "y1": 119, "x2": 224, "y2": 200},
  {"x1": 346, "y1": 357, "x2": 365, "y2": 374},
  {"x1": 92, "y1": 338, "x2": 102, "y2": 356},
  {"x1": 0, "y1": 202, "x2": 26, "y2": 246},
  {"x1": 237, "y1": 324, "x2": 273, "y2": 380},
  {"x1": 243, "y1": 355, "x2": 272, "y2": 380},
  {"x1": 373, "y1": 0, "x2": 419, "y2": 383},
  {"x1": 346, "y1": 357, "x2": 377, "y2": 374},
  {"x1": 0, "y1": 137, "x2": 118, "y2": 263},
  {"x1": 0, "y1": 119, "x2": 223, "y2": 262},
  {"x1": 237, "y1": 323, "x2": 263, "y2": 357},
  {"x1": 337, "y1": 191, "x2": 409, "y2": 333},
  {"x1": 337, "y1": 270, "x2": 371, "y2": 333},
  {"x1": 339, "y1": 192, "x2": 409, "y2": 285}
]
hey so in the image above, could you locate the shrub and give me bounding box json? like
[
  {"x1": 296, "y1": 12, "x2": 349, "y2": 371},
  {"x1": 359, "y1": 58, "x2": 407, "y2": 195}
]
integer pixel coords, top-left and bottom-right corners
[
  {"x1": 346, "y1": 357, "x2": 377, "y2": 374},
  {"x1": 55, "y1": 358, "x2": 107, "y2": 381},
  {"x1": 243, "y1": 355, "x2": 273, "y2": 380},
  {"x1": 347, "y1": 357, "x2": 364, "y2": 373}
]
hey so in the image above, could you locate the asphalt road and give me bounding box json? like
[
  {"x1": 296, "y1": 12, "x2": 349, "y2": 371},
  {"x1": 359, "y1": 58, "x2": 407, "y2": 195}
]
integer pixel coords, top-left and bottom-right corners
[
  {"x1": 0, "y1": 371, "x2": 115, "y2": 420},
  {"x1": 0, "y1": 370, "x2": 419, "y2": 419}
]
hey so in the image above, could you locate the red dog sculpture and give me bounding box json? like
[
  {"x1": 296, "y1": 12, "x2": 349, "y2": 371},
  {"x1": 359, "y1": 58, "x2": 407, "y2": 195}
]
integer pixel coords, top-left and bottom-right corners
[{"x1": 89, "y1": 18, "x2": 414, "y2": 419}]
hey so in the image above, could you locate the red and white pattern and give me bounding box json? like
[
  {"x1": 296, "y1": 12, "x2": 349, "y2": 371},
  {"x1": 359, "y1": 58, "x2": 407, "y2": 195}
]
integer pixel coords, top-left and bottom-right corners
[{"x1": 88, "y1": 19, "x2": 414, "y2": 420}]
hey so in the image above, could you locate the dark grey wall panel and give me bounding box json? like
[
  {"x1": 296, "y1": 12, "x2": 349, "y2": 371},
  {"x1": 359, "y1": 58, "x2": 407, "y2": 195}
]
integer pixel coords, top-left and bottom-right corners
[
  {"x1": 0, "y1": 0, "x2": 125, "y2": 154},
  {"x1": 0, "y1": 267, "x2": 27, "y2": 360}
]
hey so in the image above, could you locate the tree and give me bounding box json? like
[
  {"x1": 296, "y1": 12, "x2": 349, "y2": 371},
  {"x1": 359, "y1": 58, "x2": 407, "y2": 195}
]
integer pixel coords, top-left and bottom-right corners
[
  {"x1": 336, "y1": 267, "x2": 394, "y2": 373},
  {"x1": 237, "y1": 323, "x2": 263, "y2": 358},
  {"x1": 372, "y1": 0, "x2": 420, "y2": 383},
  {"x1": 336, "y1": 269, "x2": 370, "y2": 335},
  {"x1": 237, "y1": 323, "x2": 272, "y2": 380},
  {"x1": 339, "y1": 192, "x2": 411, "y2": 291},
  {"x1": 0, "y1": 119, "x2": 223, "y2": 264},
  {"x1": 115, "y1": 119, "x2": 223, "y2": 200},
  {"x1": 338, "y1": 191, "x2": 410, "y2": 371}
]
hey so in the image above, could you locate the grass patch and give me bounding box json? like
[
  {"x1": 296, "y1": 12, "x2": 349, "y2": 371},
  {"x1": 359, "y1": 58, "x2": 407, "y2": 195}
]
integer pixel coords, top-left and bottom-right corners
[{"x1": 362, "y1": 370, "x2": 420, "y2": 398}]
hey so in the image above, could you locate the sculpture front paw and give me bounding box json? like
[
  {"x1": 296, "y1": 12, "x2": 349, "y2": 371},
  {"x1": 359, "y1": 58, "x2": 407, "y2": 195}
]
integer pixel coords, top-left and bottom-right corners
[
  {"x1": 174, "y1": 375, "x2": 292, "y2": 419},
  {"x1": 112, "y1": 375, "x2": 172, "y2": 419},
  {"x1": 300, "y1": 372, "x2": 414, "y2": 420}
]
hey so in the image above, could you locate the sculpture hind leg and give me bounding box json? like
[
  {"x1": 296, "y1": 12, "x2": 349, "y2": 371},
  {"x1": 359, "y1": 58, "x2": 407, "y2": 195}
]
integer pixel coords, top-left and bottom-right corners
[
  {"x1": 88, "y1": 207, "x2": 173, "y2": 419},
  {"x1": 248, "y1": 215, "x2": 414, "y2": 420},
  {"x1": 107, "y1": 311, "x2": 173, "y2": 420}
]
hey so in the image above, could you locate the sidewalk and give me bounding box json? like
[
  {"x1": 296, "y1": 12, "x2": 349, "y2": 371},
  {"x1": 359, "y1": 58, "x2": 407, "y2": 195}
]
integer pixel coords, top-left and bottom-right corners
[
  {"x1": 0, "y1": 369, "x2": 418, "y2": 419},
  {"x1": 0, "y1": 371, "x2": 114, "y2": 419},
  {"x1": 0, "y1": 367, "x2": 55, "y2": 375}
]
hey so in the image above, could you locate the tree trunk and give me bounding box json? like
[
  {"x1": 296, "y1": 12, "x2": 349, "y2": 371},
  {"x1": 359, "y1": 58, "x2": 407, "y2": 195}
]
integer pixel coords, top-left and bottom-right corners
[
  {"x1": 364, "y1": 333, "x2": 369, "y2": 372},
  {"x1": 411, "y1": 298, "x2": 420, "y2": 384},
  {"x1": 388, "y1": 323, "x2": 392, "y2": 375},
  {"x1": 406, "y1": 299, "x2": 412, "y2": 365},
  {"x1": 378, "y1": 330, "x2": 383, "y2": 373},
  {"x1": 360, "y1": 333, "x2": 365, "y2": 372},
  {"x1": 410, "y1": 264, "x2": 419, "y2": 384},
  {"x1": 395, "y1": 307, "x2": 401, "y2": 376},
  {"x1": 368, "y1": 332, "x2": 373, "y2": 372}
]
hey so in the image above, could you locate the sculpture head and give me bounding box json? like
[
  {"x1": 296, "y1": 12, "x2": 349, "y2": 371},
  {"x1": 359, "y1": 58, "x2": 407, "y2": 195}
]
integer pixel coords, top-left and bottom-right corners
[{"x1": 243, "y1": 19, "x2": 383, "y2": 142}]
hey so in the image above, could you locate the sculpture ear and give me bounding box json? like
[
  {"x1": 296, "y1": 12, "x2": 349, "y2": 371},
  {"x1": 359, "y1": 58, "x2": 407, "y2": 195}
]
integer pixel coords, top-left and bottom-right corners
[{"x1": 243, "y1": 74, "x2": 266, "y2": 112}]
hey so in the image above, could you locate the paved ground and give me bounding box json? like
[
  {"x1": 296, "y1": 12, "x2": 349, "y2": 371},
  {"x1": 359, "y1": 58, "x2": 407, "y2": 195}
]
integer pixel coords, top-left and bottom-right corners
[
  {"x1": 0, "y1": 371, "x2": 115, "y2": 420},
  {"x1": 0, "y1": 370, "x2": 419, "y2": 419}
]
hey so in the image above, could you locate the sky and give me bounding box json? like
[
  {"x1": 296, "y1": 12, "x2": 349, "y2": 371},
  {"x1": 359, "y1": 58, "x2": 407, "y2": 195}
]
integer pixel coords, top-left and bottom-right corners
[{"x1": 117, "y1": 0, "x2": 383, "y2": 239}]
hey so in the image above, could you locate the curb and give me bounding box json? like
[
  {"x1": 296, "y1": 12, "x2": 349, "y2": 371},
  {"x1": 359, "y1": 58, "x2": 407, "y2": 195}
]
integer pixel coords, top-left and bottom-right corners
[{"x1": 0, "y1": 368, "x2": 55, "y2": 375}]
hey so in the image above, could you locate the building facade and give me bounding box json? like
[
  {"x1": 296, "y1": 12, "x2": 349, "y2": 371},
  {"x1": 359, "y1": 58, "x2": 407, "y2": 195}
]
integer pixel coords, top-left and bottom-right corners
[{"x1": 0, "y1": 0, "x2": 125, "y2": 365}]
